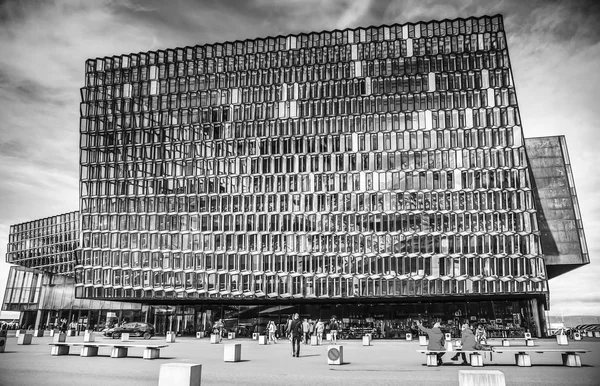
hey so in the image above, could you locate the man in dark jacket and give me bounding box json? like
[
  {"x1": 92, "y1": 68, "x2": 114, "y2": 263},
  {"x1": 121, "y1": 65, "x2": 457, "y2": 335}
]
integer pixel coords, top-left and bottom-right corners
[
  {"x1": 416, "y1": 320, "x2": 446, "y2": 365},
  {"x1": 451, "y1": 323, "x2": 478, "y2": 365},
  {"x1": 287, "y1": 313, "x2": 303, "y2": 357}
]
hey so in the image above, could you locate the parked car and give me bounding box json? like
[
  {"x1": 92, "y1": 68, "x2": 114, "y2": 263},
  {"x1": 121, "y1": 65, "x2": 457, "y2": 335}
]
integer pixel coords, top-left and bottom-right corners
[{"x1": 109, "y1": 322, "x2": 155, "y2": 339}]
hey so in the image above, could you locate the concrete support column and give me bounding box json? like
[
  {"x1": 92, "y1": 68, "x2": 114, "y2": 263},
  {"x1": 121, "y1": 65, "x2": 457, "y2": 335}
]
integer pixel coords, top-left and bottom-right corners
[{"x1": 34, "y1": 310, "x2": 43, "y2": 330}]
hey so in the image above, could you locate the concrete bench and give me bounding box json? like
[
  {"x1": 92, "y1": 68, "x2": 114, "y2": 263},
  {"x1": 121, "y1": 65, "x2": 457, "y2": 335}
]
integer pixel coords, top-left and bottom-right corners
[
  {"x1": 489, "y1": 338, "x2": 537, "y2": 347},
  {"x1": 493, "y1": 348, "x2": 591, "y2": 367},
  {"x1": 49, "y1": 342, "x2": 168, "y2": 359},
  {"x1": 417, "y1": 350, "x2": 491, "y2": 367}
]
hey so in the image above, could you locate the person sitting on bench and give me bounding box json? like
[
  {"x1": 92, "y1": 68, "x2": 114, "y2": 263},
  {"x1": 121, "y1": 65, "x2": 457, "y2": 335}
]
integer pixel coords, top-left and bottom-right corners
[
  {"x1": 451, "y1": 323, "x2": 478, "y2": 365},
  {"x1": 416, "y1": 320, "x2": 446, "y2": 366}
]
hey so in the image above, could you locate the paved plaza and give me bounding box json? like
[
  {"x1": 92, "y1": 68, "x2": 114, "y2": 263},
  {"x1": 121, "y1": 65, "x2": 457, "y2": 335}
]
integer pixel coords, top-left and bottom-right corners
[{"x1": 1, "y1": 333, "x2": 599, "y2": 385}]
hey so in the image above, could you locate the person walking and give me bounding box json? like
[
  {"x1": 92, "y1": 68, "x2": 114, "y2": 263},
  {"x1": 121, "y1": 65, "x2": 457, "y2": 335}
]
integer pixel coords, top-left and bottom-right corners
[
  {"x1": 287, "y1": 313, "x2": 303, "y2": 357},
  {"x1": 316, "y1": 319, "x2": 325, "y2": 345},
  {"x1": 451, "y1": 323, "x2": 477, "y2": 365},
  {"x1": 213, "y1": 319, "x2": 224, "y2": 343},
  {"x1": 416, "y1": 320, "x2": 446, "y2": 366},
  {"x1": 329, "y1": 316, "x2": 339, "y2": 344},
  {"x1": 267, "y1": 320, "x2": 278, "y2": 344},
  {"x1": 302, "y1": 319, "x2": 310, "y2": 344}
]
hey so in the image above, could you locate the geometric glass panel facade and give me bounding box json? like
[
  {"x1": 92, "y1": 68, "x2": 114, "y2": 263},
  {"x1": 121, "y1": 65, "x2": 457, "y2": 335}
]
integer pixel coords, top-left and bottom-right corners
[
  {"x1": 76, "y1": 14, "x2": 548, "y2": 302},
  {"x1": 6, "y1": 211, "x2": 79, "y2": 275}
]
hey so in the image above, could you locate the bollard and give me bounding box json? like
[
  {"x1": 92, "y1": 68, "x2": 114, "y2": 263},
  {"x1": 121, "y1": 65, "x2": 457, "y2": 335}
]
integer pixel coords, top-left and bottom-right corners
[
  {"x1": 195, "y1": 331, "x2": 204, "y2": 339},
  {"x1": 524, "y1": 332, "x2": 532, "y2": 339},
  {"x1": 158, "y1": 363, "x2": 202, "y2": 386},
  {"x1": 501, "y1": 339, "x2": 510, "y2": 347},
  {"x1": 258, "y1": 335, "x2": 268, "y2": 345},
  {"x1": 444, "y1": 333, "x2": 452, "y2": 341},
  {"x1": 419, "y1": 335, "x2": 428, "y2": 346},
  {"x1": 84, "y1": 331, "x2": 95, "y2": 342},
  {"x1": 121, "y1": 332, "x2": 130, "y2": 342},
  {"x1": 33, "y1": 329, "x2": 44, "y2": 337},
  {"x1": 405, "y1": 332, "x2": 413, "y2": 341},
  {"x1": 17, "y1": 333, "x2": 33, "y2": 345},
  {"x1": 327, "y1": 345, "x2": 344, "y2": 365},
  {"x1": 67, "y1": 330, "x2": 75, "y2": 337},
  {"x1": 458, "y1": 370, "x2": 506, "y2": 386},
  {"x1": 166, "y1": 331, "x2": 176, "y2": 343},
  {"x1": 326, "y1": 333, "x2": 332, "y2": 341},
  {"x1": 362, "y1": 335, "x2": 371, "y2": 346},
  {"x1": 310, "y1": 335, "x2": 318, "y2": 345},
  {"x1": 227, "y1": 332, "x2": 234, "y2": 340},
  {"x1": 252, "y1": 332, "x2": 259, "y2": 340},
  {"x1": 223, "y1": 343, "x2": 241, "y2": 362},
  {"x1": 210, "y1": 334, "x2": 220, "y2": 344},
  {"x1": 556, "y1": 334, "x2": 568, "y2": 346},
  {"x1": 53, "y1": 332, "x2": 66, "y2": 343},
  {"x1": 49, "y1": 330, "x2": 56, "y2": 337}
]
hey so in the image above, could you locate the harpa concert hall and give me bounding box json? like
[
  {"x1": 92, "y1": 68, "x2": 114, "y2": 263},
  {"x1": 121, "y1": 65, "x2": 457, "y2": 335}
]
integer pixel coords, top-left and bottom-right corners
[{"x1": 2, "y1": 15, "x2": 589, "y2": 339}]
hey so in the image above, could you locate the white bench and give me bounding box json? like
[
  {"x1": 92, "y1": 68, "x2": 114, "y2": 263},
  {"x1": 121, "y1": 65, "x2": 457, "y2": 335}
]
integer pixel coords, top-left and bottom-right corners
[
  {"x1": 493, "y1": 348, "x2": 591, "y2": 367},
  {"x1": 489, "y1": 337, "x2": 537, "y2": 347},
  {"x1": 49, "y1": 342, "x2": 168, "y2": 359}
]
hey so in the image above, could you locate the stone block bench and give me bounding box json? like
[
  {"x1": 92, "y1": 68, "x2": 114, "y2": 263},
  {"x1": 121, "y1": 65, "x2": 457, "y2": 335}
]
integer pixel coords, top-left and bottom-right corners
[
  {"x1": 419, "y1": 347, "x2": 591, "y2": 367},
  {"x1": 489, "y1": 337, "x2": 537, "y2": 347},
  {"x1": 49, "y1": 342, "x2": 168, "y2": 359},
  {"x1": 417, "y1": 349, "x2": 491, "y2": 367},
  {"x1": 492, "y1": 347, "x2": 591, "y2": 367}
]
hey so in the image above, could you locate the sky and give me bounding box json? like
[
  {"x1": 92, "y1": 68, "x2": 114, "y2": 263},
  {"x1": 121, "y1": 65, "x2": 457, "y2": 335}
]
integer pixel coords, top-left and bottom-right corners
[{"x1": 0, "y1": 0, "x2": 599, "y2": 319}]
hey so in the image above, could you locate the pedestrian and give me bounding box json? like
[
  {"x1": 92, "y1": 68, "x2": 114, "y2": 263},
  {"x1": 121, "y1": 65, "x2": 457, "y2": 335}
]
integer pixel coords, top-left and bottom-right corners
[
  {"x1": 267, "y1": 320, "x2": 278, "y2": 344},
  {"x1": 213, "y1": 319, "x2": 224, "y2": 342},
  {"x1": 329, "y1": 316, "x2": 339, "y2": 344},
  {"x1": 58, "y1": 318, "x2": 65, "y2": 333},
  {"x1": 287, "y1": 313, "x2": 303, "y2": 357},
  {"x1": 302, "y1": 318, "x2": 310, "y2": 344},
  {"x1": 474, "y1": 324, "x2": 487, "y2": 345},
  {"x1": 285, "y1": 315, "x2": 293, "y2": 342},
  {"x1": 316, "y1": 319, "x2": 325, "y2": 345},
  {"x1": 416, "y1": 320, "x2": 446, "y2": 366},
  {"x1": 451, "y1": 323, "x2": 477, "y2": 365}
]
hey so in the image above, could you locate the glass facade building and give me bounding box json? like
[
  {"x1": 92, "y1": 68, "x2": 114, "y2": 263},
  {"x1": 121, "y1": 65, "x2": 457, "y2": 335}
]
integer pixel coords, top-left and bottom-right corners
[
  {"x1": 6, "y1": 212, "x2": 79, "y2": 275},
  {"x1": 3, "y1": 15, "x2": 589, "y2": 338}
]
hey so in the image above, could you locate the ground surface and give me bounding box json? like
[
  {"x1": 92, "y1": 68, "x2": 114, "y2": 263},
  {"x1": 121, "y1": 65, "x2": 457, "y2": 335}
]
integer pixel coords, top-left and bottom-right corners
[{"x1": 1, "y1": 332, "x2": 599, "y2": 385}]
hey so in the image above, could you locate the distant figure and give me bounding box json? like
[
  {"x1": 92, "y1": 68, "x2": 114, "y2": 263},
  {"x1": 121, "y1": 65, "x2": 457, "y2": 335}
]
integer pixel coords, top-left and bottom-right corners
[
  {"x1": 213, "y1": 319, "x2": 224, "y2": 342},
  {"x1": 451, "y1": 323, "x2": 477, "y2": 365},
  {"x1": 315, "y1": 319, "x2": 325, "y2": 345},
  {"x1": 287, "y1": 313, "x2": 303, "y2": 357},
  {"x1": 302, "y1": 319, "x2": 310, "y2": 344},
  {"x1": 416, "y1": 320, "x2": 446, "y2": 366},
  {"x1": 267, "y1": 320, "x2": 278, "y2": 344},
  {"x1": 329, "y1": 316, "x2": 339, "y2": 344},
  {"x1": 59, "y1": 318, "x2": 67, "y2": 333},
  {"x1": 474, "y1": 324, "x2": 487, "y2": 344},
  {"x1": 285, "y1": 315, "x2": 293, "y2": 342}
]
